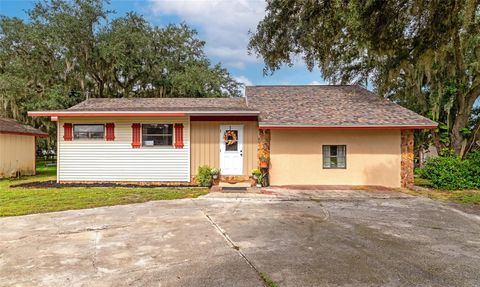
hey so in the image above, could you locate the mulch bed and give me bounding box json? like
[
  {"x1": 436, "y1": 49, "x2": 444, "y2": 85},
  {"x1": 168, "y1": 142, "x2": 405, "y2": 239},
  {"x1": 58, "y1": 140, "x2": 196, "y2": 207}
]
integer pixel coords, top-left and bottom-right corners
[{"x1": 11, "y1": 180, "x2": 199, "y2": 189}]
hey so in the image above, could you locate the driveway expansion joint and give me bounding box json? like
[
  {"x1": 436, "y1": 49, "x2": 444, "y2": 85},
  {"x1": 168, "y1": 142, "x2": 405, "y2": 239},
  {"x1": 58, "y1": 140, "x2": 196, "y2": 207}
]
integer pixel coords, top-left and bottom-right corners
[
  {"x1": 195, "y1": 201, "x2": 272, "y2": 287},
  {"x1": 91, "y1": 230, "x2": 100, "y2": 272}
]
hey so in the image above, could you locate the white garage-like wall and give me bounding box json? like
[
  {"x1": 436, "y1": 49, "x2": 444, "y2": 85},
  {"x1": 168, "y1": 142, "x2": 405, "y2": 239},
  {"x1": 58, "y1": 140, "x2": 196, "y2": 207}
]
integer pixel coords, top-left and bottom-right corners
[{"x1": 57, "y1": 117, "x2": 190, "y2": 182}]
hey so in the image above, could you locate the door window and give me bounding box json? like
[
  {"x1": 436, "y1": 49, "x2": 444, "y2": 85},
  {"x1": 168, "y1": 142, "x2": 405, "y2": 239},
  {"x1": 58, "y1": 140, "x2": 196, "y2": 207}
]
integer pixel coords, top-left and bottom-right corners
[{"x1": 224, "y1": 130, "x2": 239, "y2": 151}]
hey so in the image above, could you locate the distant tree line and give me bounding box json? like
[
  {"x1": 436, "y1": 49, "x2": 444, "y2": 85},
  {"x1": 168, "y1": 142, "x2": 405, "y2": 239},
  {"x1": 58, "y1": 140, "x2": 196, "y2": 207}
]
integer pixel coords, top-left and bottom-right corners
[{"x1": 0, "y1": 0, "x2": 241, "y2": 148}]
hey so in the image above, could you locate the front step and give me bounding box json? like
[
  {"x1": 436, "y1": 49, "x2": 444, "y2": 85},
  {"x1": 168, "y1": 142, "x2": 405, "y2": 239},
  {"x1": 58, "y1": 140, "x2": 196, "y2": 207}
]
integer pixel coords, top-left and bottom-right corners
[
  {"x1": 219, "y1": 181, "x2": 251, "y2": 188},
  {"x1": 217, "y1": 181, "x2": 251, "y2": 193}
]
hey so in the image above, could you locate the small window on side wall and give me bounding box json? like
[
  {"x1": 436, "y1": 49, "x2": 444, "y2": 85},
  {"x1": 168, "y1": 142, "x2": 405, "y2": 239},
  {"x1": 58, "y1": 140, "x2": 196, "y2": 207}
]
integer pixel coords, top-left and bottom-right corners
[
  {"x1": 323, "y1": 145, "x2": 346, "y2": 169},
  {"x1": 73, "y1": 124, "x2": 105, "y2": 140}
]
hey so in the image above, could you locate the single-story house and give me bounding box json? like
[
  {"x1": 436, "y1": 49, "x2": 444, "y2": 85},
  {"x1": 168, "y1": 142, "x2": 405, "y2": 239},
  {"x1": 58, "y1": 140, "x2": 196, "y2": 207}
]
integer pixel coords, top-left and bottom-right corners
[
  {"x1": 28, "y1": 85, "x2": 436, "y2": 188},
  {"x1": 0, "y1": 117, "x2": 48, "y2": 178}
]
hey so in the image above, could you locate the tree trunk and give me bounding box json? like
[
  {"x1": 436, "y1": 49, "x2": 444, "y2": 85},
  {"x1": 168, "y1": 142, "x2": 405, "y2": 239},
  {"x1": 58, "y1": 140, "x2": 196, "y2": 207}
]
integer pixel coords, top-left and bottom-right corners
[
  {"x1": 465, "y1": 119, "x2": 480, "y2": 154},
  {"x1": 431, "y1": 132, "x2": 445, "y2": 154},
  {"x1": 451, "y1": 114, "x2": 469, "y2": 156},
  {"x1": 451, "y1": 93, "x2": 478, "y2": 157}
]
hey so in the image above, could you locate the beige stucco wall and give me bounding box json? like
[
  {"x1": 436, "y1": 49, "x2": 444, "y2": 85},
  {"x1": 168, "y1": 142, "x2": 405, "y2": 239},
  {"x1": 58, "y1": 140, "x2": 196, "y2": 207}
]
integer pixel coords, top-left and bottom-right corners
[
  {"x1": 269, "y1": 129, "x2": 402, "y2": 187},
  {"x1": 190, "y1": 121, "x2": 258, "y2": 176},
  {"x1": 0, "y1": 134, "x2": 35, "y2": 178}
]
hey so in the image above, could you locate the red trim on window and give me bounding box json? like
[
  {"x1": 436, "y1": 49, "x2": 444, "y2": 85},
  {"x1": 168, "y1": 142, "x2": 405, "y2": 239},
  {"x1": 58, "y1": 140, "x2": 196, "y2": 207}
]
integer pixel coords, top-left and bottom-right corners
[
  {"x1": 63, "y1": 123, "x2": 73, "y2": 141},
  {"x1": 106, "y1": 123, "x2": 115, "y2": 141},
  {"x1": 132, "y1": 123, "x2": 141, "y2": 148},
  {"x1": 174, "y1": 123, "x2": 184, "y2": 148}
]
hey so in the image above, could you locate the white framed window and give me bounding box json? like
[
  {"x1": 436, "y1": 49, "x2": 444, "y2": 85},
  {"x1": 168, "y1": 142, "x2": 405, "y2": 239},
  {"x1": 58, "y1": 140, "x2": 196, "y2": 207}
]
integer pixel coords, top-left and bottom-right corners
[
  {"x1": 323, "y1": 145, "x2": 346, "y2": 169},
  {"x1": 73, "y1": 124, "x2": 105, "y2": 140},
  {"x1": 142, "y1": 124, "x2": 173, "y2": 147}
]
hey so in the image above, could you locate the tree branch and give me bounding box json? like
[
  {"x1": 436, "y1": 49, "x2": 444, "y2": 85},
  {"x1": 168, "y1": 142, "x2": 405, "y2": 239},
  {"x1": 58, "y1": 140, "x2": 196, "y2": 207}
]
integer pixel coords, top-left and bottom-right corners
[{"x1": 466, "y1": 83, "x2": 480, "y2": 106}]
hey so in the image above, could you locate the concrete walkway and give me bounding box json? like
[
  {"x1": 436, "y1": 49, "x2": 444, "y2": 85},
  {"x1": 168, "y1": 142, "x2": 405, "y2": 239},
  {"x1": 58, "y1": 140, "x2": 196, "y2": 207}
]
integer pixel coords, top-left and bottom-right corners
[{"x1": 1, "y1": 189, "x2": 480, "y2": 286}]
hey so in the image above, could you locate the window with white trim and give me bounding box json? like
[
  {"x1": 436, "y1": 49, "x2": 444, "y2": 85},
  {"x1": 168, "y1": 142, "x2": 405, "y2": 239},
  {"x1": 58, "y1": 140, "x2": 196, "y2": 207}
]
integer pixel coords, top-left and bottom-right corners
[
  {"x1": 73, "y1": 124, "x2": 105, "y2": 139},
  {"x1": 323, "y1": 145, "x2": 346, "y2": 169},
  {"x1": 142, "y1": 124, "x2": 173, "y2": 147}
]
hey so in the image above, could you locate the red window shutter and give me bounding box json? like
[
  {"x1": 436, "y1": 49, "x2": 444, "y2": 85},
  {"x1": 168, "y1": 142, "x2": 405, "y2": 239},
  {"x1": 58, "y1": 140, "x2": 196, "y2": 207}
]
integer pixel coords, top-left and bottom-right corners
[
  {"x1": 131, "y1": 123, "x2": 141, "y2": 148},
  {"x1": 106, "y1": 123, "x2": 115, "y2": 141},
  {"x1": 63, "y1": 123, "x2": 72, "y2": 141},
  {"x1": 174, "y1": 123, "x2": 184, "y2": 148}
]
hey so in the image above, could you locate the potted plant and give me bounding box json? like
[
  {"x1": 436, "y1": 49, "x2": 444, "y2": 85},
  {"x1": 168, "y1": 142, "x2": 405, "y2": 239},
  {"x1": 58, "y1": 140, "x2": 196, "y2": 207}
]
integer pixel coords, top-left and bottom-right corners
[
  {"x1": 211, "y1": 168, "x2": 220, "y2": 179},
  {"x1": 259, "y1": 155, "x2": 270, "y2": 168},
  {"x1": 251, "y1": 168, "x2": 261, "y2": 180},
  {"x1": 256, "y1": 173, "x2": 263, "y2": 188}
]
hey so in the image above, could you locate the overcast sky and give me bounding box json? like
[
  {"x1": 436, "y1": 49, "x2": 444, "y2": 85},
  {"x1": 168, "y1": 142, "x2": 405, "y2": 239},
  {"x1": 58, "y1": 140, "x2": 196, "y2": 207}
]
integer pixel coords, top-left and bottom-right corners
[{"x1": 0, "y1": 0, "x2": 326, "y2": 88}]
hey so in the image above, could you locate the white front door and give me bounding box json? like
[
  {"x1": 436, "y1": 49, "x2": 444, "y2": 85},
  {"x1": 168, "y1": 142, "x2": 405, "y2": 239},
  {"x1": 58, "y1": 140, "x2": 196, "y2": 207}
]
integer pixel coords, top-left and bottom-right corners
[{"x1": 220, "y1": 125, "x2": 243, "y2": 175}]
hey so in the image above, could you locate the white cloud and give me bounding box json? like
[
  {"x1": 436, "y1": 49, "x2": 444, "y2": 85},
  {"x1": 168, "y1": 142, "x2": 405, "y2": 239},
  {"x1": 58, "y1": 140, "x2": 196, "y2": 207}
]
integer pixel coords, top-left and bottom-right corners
[
  {"x1": 309, "y1": 80, "x2": 323, "y2": 85},
  {"x1": 149, "y1": 0, "x2": 266, "y2": 69},
  {"x1": 235, "y1": 75, "x2": 253, "y2": 86},
  {"x1": 234, "y1": 75, "x2": 253, "y2": 95}
]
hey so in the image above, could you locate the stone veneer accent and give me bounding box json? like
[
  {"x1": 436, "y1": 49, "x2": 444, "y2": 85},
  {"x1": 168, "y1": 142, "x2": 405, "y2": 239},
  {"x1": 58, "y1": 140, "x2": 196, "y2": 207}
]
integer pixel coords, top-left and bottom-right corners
[
  {"x1": 257, "y1": 129, "x2": 271, "y2": 186},
  {"x1": 257, "y1": 129, "x2": 271, "y2": 162},
  {"x1": 401, "y1": 129, "x2": 414, "y2": 189}
]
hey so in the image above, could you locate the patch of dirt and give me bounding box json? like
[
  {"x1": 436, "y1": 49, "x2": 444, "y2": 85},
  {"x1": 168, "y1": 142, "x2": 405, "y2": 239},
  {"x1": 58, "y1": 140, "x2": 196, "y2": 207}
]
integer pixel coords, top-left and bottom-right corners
[{"x1": 11, "y1": 180, "x2": 198, "y2": 189}]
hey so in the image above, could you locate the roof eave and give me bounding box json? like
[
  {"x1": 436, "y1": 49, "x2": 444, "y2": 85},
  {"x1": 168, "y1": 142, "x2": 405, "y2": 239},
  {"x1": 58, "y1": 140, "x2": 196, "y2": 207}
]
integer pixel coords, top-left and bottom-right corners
[
  {"x1": 258, "y1": 124, "x2": 438, "y2": 130},
  {"x1": 0, "y1": 130, "x2": 48, "y2": 137},
  {"x1": 28, "y1": 111, "x2": 260, "y2": 117}
]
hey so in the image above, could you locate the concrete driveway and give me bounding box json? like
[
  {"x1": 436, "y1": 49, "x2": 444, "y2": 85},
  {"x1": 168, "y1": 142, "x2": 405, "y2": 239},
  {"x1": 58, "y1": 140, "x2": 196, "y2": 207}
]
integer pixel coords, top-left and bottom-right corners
[{"x1": 1, "y1": 189, "x2": 480, "y2": 287}]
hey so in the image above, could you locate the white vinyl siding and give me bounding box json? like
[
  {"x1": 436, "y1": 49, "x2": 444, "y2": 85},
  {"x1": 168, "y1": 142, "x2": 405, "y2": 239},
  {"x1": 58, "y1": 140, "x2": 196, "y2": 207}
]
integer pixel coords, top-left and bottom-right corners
[{"x1": 57, "y1": 117, "x2": 190, "y2": 182}]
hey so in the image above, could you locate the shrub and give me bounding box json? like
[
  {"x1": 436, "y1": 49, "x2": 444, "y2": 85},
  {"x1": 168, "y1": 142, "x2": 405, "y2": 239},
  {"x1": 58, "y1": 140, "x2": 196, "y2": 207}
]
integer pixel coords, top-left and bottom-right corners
[
  {"x1": 196, "y1": 165, "x2": 213, "y2": 187},
  {"x1": 465, "y1": 151, "x2": 480, "y2": 188},
  {"x1": 419, "y1": 156, "x2": 469, "y2": 189},
  {"x1": 419, "y1": 152, "x2": 480, "y2": 190}
]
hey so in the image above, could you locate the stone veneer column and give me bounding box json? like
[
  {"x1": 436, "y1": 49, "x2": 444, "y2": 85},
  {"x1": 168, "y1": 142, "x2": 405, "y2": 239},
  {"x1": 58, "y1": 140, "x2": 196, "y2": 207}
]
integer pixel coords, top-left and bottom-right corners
[
  {"x1": 257, "y1": 129, "x2": 271, "y2": 162},
  {"x1": 401, "y1": 129, "x2": 414, "y2": 189},
  {"x1": 257, "y1": 129, "x2": 271, "y2": 186}
]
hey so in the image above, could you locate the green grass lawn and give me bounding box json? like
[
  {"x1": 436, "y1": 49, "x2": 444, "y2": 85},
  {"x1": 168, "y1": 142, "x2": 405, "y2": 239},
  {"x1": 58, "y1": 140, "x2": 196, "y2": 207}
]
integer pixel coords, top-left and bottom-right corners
[
  {"x1": 410, "y1": 176, "x2": 480, "y2": 205},
  {"x1": 0, "y1": 165, "x2": 208, "y2": 217}
]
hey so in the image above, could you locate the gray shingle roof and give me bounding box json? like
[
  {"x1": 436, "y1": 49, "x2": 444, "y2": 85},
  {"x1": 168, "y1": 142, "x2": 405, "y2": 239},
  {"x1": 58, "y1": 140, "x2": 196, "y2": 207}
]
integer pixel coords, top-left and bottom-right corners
[
  {"x1": 68, "y1": 97, "x2": 255, "y2": 112},
  {"x1": 246, "y1": 85, "x2": 437, "y2": 127},
  {"x1": 0, "y1": 117, "x2": 47, "y2": 136},
  {"x1": 31, "y1": 85, "x2": 436, "y2": 128}
]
